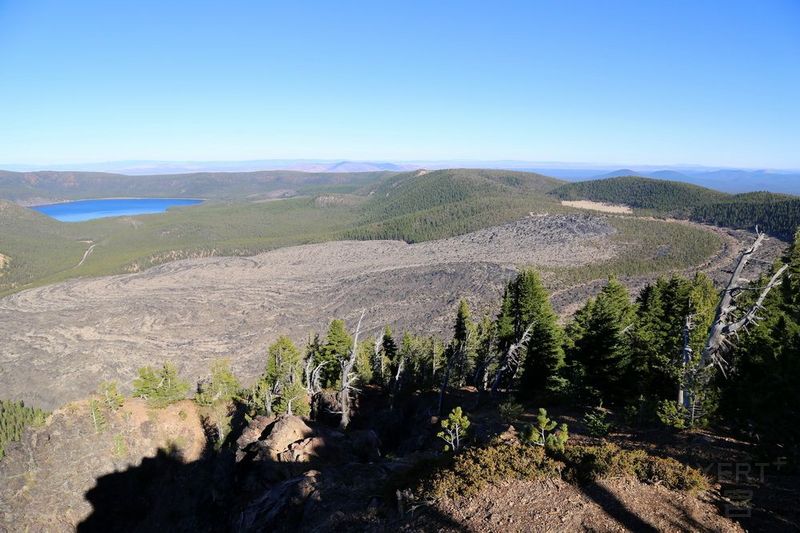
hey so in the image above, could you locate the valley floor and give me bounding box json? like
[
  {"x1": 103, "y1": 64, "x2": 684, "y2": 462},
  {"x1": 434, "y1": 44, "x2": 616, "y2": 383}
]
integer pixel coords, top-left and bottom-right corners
[{"x1": 0, "y1": 213, "x2": 769, "y2": 409}]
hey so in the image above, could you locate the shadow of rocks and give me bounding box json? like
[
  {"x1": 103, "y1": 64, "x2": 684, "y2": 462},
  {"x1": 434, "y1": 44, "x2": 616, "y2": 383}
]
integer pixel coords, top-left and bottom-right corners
[
  {"x1": 77, "y1": 444, "x2": 231, "y2": 533},
  {"x1": 77, "y1": 414, "x2": 397, "y2": 532}
]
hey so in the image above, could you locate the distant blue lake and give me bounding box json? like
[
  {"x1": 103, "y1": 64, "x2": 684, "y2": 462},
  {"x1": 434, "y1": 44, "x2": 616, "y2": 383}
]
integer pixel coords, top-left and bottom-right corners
[{"x1": 32, "y1": 198, "x2": 203, "y2": 222}]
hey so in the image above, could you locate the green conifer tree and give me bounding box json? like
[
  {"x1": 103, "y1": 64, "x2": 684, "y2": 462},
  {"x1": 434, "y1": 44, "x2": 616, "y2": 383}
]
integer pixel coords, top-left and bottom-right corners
[
  {"x1": 195, "y1": 359, "x2": 241, "y2": 406},
  {"x1": 250, "y1": 336, "x2": 310, "y2": 416},
  {"x1": 451, "y1": 299, "x2": 476, "y2": 387},
  {"x1": 355, "y1": 336, "x2": 376, "y2": 385},
  {"x1": 508, "y1": 271, "x2": 564, "y2": 398},
  {"x1": 132, "y1": 362, "x2": 190, "y2": 408},
  {"x1": 382, "y1": 326, "x2": 398, "y2": 365},
  {"x1": 316, "y1": 319, "x2": 353, "y2": 388},
  {"x1": 571, "y1": 276, "x2": 634, "y2": 403},
  {"x1": 472, "y1": 315, "x2": 497, "y2": 391},
  {"x1": 89, "y1": 399, "x2": 108, "y2": 434}
]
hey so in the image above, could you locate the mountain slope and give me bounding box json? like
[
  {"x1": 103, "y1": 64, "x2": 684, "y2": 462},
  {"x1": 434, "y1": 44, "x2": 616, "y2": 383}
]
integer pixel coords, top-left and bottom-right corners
[
  {"x1": 349, "y1": 169, "x2": 566, "y2": 241},
  {"x1": 552, "y1": 176, "x2": 728, "y2": 214},
  {"x1": 0, "y1": 200, "x2": 85, "y2": 291}
]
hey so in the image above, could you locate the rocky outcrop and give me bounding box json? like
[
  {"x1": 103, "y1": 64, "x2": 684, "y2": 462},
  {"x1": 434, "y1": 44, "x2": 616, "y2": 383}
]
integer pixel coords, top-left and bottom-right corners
[
  {"x1": 257, "y1": 416, "x2": 315, "y2": 461},
  {"x1": 232, "y1": 415, "x2": 387, "y2": 531},
  {"x1": 235, "y1": 414, "x2": 276, "y2": 454}
]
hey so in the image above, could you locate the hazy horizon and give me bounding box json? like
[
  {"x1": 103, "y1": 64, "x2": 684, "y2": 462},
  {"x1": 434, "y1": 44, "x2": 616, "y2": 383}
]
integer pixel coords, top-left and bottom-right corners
[{"x1": 3, "y1": 158, "x2": 800, "y2": 174}]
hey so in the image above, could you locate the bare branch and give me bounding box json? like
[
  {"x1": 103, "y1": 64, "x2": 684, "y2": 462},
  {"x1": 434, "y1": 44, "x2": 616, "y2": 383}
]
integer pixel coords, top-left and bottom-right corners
[
  {"x1": 338, "y1": 309, "x2": 366, "y2": 430},
  {"x1": 724, "y1": 264, "x2": 788, "y2": 336},
  {"x1": 701, "y1": 230, "x2": 770, "y2": 371},
  {"x1": 490, "y1": 323, "x2": 533, "y2": 396}
]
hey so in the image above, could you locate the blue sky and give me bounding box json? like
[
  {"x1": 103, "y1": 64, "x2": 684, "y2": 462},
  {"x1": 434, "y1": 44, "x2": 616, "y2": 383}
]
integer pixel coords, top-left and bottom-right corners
[{"x1": 0, "y1": 1, "x2": 798, "y2": 168}]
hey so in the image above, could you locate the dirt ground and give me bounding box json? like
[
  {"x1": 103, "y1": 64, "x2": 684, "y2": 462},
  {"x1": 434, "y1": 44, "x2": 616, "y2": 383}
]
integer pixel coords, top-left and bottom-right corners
[
  {"x1": 0, "y1": 214, "x2": 775, "y2": 410},
  {"x1": 561, "y1": 199, "x2": 634, "y2": 214},
  {"x1": 402, "y1": 477, "x2": 743, "y2": 532}
]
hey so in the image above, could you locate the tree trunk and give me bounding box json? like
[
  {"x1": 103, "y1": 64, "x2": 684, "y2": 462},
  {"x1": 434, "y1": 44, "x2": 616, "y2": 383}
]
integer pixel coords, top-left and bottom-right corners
[
  {"x1": 678, "y1": 315, "x2": 693, "y2": 409},
  {"x1": 701, "y1": 230, "x2": 787, "y2": 373},
  {"x1": 338, "y1": 310, "x2": 365, "y2": 430}
]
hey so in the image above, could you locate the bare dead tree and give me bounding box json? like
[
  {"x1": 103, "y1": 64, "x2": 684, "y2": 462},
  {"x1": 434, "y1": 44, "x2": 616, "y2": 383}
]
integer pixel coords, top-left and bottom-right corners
[
  {"x1": 303, "y1": 351, "x2": 314, "y2": 393},
  {"x1": 390, "y1": 352, "x2": 406, "y2": 410},
  {"x1": 372, "y1": 335, "x2": 384, "y2": 386},
  {"x1": 303, "y1": 351, "x2": 328, "y2": 397},
  {"x1": 700, "y1": 229, "x2": 788, "y2": 375},
  {"x1": 678, "y1": 314, "x2": 694, "y2": 409},
  {"x1": 490, "y1": 324, "x2": 533, "y2": 396},
  {"x1": 677, "y1": 229, "x2": 788, "y2": 422},
  {"x1": 338, "y1": 309, "x2": 366, "y2": 430},
  {"x1": 472, "y1": 331, "x2": 498, "y2": 393},
  {"x1": 431, "y1": 338, "x2": 440, "y2": 387}
]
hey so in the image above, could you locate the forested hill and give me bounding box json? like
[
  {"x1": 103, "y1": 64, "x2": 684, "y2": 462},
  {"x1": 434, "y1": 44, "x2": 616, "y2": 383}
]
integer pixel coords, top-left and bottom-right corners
[
  {"x1": 346, "y1": 168, "x2": 565, "y2": 242},
  {"x1": 0, "y1": 169, "x2": 396, "y2": 203},
  {"x1": 552, "y1": 176, "x2": 728, "y2": 213},
  {"x1": 552, "y1": 176, "x2": 800, "y2": 238}
]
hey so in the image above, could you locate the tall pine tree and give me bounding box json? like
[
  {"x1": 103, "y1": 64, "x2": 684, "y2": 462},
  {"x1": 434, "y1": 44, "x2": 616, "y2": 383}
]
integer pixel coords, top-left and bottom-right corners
[
  {"x1": 569, "y1": 276, "x2": 634, "y2": 403},
  {"x1": 451, "y1": 299, "x2": 476, "y2": 387},
  {"x1": 315, "y1": 319, "x2": 353, "y2": 388},
  {"x1": 496, "y1": 270, "x2": 564, "y2": 398}
]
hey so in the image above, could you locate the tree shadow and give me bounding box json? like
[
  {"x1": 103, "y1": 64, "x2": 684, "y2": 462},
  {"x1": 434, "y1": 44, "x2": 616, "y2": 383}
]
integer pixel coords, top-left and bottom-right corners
[{"x1": 578, "y1": 482, "x2": 659, "y2": 533}]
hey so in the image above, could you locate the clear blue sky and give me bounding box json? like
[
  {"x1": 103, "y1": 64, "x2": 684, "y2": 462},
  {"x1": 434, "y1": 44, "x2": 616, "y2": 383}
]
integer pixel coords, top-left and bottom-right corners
[{"x1": 1, "y1": 1, "x2": 798, "y2": 168}]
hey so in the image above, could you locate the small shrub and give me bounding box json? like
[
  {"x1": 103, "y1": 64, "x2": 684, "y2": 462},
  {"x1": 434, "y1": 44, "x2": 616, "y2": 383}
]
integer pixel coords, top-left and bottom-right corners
[
  {"x1": 178, "y1": 409, "x2": 188, "y2": 421},
  {"x1": 98, "y1": 381, "x2": 125, "y2": 411},
  {"x1": 657, "y1": 400, "x2": 688, "y2": 430},
  {"x1": 637, "y1": 455, "x2": 708, "y2": 491},
  {"x1": 422, "y1": 440, "x2": 561, "y2": 500},
  {"x1": 582, "y1": 404, "x2": 613, "y2": 437},
  {"x1": 497, "y1": 399, "x2": 524, "y2": 423},
  {"x1": 112, "y1": 434, "x2": 127, "y2": 458},
  {"x1": 437, "y1": 407, "x2": 470, "y2": 452},
  {"x1": 560, "y1": 443, "x2": 708, "y2": 493},
  {"x1": 545, "y1": 423, "x2": 569, "y2": 454},
  {"x1": 520, "y1": 408, "x2": 568, "y2": 452},
  {"x1": 402, "y1": 441, "x2": 706, "y2": 504},
  {"x1": 89, "y1": 399, "x2": 108, "y2": 434}
]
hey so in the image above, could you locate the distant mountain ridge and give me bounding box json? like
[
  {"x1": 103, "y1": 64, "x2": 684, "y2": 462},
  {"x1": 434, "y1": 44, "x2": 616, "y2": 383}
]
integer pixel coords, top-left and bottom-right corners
[
  {"x1": 2, "y1": 160, "x2": 798, "y2": 195},
  {"x1": 593, "y1": 168, "x2": 800, "y2": 195},
  {"x1": 0, "y1": 169, "x2": 398, "y2": 204},
  {"x1": 0, "y1": 160, "x2": 417, "y2": 176}
]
